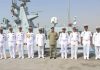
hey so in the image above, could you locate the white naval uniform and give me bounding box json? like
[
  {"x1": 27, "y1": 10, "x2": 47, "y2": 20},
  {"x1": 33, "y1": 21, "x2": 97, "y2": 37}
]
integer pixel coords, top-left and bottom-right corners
[
  {"x1": 36, "y1": 33, "x2": 46, "y2": 58},
  {"x1": 0, "y1": 33, "x2": 6, "y2": 59},
  {"x1": 59, "y1": 32, "x2": 69, "y2": 59},
  {"x1": 7, "y1": 32, "x2": 16, "y2": 58},
  {"x1": 16, "y1": 32, "x2": 24, "y2": 59},
  {"x1": 70, "y1": 32, "x2": 80, "y2": 59},
  {"x1": 93, "y1": 32, "x2": 100, "y2": 59},
  {"x1": 81, "y1": 31, "x2": 92, "y2": 59},
  {"x1": 26, "y1": 32, "x2": 35, "y2": 58}
]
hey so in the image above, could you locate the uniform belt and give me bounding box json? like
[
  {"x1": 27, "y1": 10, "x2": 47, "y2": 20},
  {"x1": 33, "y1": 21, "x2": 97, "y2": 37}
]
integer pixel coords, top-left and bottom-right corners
[
  {"x1": 17, "y1": 40, "x2": 23, "y2": 41},
  {"x1": 8, "y1": 41, "x2": 15, "y2": 42},
  {"x1": 72, "y1": 40, "x2": 77, "y2": 42},
  {"x1": 0, "y1": 41, "x2": 3, "y2": 43},
  {"x1": 62, "y1": 40, "x2": 67, "y2": 41},
  {"x1": 83, "y1": 40, "x2": 90, "y2": 41}
]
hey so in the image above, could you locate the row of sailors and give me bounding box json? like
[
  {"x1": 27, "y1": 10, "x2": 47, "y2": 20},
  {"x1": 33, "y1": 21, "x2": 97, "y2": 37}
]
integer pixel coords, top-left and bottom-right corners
[
  {"x1": 0, "y1": 26, "x2": 46, "y2": 59},
  {"x1": 0, "y1": 25, "x2": 100, "y2": 60},
  {"x1": 59, "y1": 26, "x2": 100, "y2": 60}
]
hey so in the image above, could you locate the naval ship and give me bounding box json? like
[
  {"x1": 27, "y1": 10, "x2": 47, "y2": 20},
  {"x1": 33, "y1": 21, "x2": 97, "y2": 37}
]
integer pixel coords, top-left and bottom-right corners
[{"x1": 0, "y1": 0, "x2": 94, "y2": 54}]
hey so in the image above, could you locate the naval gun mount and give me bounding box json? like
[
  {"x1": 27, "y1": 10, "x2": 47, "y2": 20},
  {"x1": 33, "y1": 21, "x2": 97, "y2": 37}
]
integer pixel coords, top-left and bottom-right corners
[
  {"x1": 0, "y1": 18, "x2": 10, "y2": 30},
  {"x1": 11, "y1": 0, "x2": 38, "y2": 32}
]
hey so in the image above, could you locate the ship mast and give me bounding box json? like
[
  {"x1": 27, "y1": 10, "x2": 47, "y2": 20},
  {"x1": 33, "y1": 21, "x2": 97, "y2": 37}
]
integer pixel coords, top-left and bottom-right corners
[{"x1": 68, "y1": 0, "x2": 71, "y2": 27}]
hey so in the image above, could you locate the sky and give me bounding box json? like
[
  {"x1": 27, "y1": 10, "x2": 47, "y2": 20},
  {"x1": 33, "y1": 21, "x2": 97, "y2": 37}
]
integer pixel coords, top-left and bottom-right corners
[{"x1": 0, "y1": 0, "x2": 100, "y2": 31}]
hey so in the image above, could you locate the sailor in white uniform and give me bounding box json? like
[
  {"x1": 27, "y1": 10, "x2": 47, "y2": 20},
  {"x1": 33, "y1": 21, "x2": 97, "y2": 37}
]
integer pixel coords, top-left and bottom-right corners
[
  {"x1": 36, "y1": 28, "x2": 46, "y2": 58},
  {"x1": 26, "y1": 26, "x2": 35, "y2": 59},
  {"x1": 16, "y1": 26, "x2": 24, "y2": 59},
  {"x1": 0, "y1": 27, "x2": 6, "y2": 59},
  {"x1": 70, "y1": 27, "x2": 80, "y2": 59},
  {"x1": 93, "y1": 27, "x2": 100, "y2": 59},
  {"x1": 7, "y1": 27, "x2": 16, "y2": 59},
  {"x1": 59, "y1": 28, "x2": 69, "y2": 59},
  {"x1": 81, "y1": 25, "x2": 92, "y2": 60}
]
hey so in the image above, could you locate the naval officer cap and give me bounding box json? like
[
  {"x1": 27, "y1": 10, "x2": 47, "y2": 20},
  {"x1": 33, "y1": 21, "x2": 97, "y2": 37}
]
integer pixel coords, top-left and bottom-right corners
[
  {"x1": 29, "y1": 25, "x2": 32, "y2": 27},
  {"x1": 62, "y1": 27, "x2": 66, "y2": 30},
  {"x1": 73, "y1": 27, "x2": 76, "y2": 30},
  {"x1": 96, "y1": 26, "x2": 100, "y2": 30},
  {"x1": 39, "y1": 28, "x2": 42, "y2": 31},
  {"x1": 9, "y1": 26, "x2": 13, "y2": 29},
  {"x1": 51, "y1": 27, "x2": 54, "y2": 29},
  {"x1": 28, "y1": 26, "x2": 33, "y2": 30},
  {"x1": 84, "y1": 25, "x2": 88, "y2": 28},
  {"x1": 18, "y1": 26, "x2": 22, "y2": 29}
]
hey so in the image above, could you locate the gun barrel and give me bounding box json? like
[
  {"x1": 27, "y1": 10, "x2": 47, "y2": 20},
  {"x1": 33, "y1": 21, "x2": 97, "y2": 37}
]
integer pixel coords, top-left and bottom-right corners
[{"x1": 19, "y1": 0, "x2": 30, "y2": 2}]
